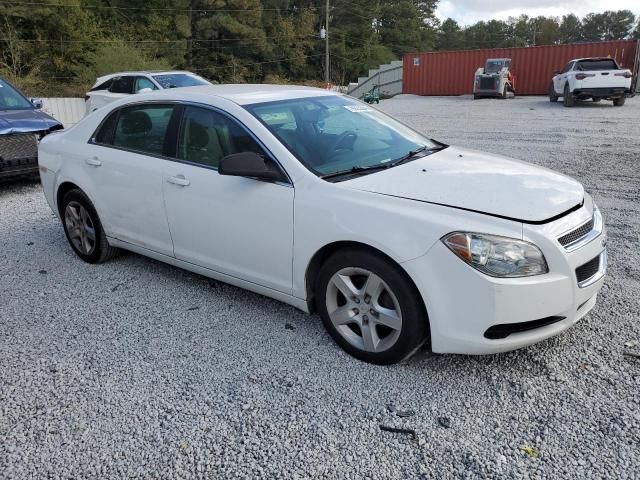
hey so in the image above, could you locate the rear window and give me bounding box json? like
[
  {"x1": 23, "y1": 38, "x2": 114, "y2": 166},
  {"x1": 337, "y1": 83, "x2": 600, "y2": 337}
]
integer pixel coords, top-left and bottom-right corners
[
  {"x1": 152, "y1": 74, "x2": 207, "y2": 89},
  {"x1": 575, "y1": 59, "x2": 618, "y2": 71},
  {"x1": 90, "y1": 78, "x2": 113, "y2": 92}
]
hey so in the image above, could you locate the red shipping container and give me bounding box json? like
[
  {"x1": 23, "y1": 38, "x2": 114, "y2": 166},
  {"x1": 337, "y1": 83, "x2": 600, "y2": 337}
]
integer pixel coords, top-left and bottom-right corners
[{"x1": 403, "y1": 40, "x2": 640, "y2": 96}]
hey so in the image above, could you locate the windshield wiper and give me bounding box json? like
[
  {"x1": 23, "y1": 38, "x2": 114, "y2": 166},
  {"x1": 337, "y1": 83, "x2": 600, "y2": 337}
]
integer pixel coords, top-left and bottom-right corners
[
  {"x1": 321, "y1": 144, "x2": 447, "y2": 181},
  {"x1": 321, "y1": 164, "x2": 391, "y2": 180},
  {"x1": 388, "y1": 144, "x2": 446, "y2": 167}
]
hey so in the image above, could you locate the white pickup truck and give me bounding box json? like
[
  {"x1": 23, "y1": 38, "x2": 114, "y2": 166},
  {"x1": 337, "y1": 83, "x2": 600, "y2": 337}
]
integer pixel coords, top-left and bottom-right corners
[{"x1": 549, "y1": 57, "x2": 633, "y2": 107}]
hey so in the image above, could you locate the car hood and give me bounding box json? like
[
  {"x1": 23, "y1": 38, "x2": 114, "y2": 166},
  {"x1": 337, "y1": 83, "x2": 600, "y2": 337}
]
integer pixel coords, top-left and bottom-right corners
[
  {"x1": 343, "y1": 146, "x2": 584, "y2": 223},
  {"x1": 0, "y1": 108, "x2": 62, "y2": 134}
]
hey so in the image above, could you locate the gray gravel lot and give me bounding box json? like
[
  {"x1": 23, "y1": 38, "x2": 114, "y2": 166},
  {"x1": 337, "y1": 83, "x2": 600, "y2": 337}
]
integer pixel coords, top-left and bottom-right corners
[{"x1": 1, "y1": 95, "x2": 639, "y2": 479}]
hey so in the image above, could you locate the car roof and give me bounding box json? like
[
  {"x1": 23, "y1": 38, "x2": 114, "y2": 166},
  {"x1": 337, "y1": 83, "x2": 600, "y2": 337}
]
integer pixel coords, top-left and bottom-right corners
[
  {"x1": 570, "y1": 57, "x2": 616, "y2": 62},
  {"x1": 94, "y1": 70, "x2": 201, "y2": 85},
  {"x1": 104, "y1": 70, "x2": 195, "y2": 77},
  {"x1": 137, "y1": 84, "x2": 337, "y2": 106}
]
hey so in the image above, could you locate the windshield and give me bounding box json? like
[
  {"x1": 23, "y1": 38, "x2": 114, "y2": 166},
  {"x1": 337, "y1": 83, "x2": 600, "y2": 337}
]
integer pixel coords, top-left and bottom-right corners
[
  {"x1": 0, "y1": 79, "x2": 34, "y2": 110},
  {"x1": 485, "y1": 60, "x2": 505, "y2": 73},
  {"x1": 152, "y1": 73, "x2": 208, "y2": 89},
  {"x1": 245, "y1": 95, "x2": 438, "y2": 177}
]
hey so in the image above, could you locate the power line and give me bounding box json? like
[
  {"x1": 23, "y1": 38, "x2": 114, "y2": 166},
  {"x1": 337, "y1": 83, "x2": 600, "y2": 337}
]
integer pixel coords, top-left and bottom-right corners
[
  {"x1": 0, "y1": 34, "x2": 319, "y2": 44},
  {"x1": 0, "y1": 1, "x2": 320, "y2": 14}
]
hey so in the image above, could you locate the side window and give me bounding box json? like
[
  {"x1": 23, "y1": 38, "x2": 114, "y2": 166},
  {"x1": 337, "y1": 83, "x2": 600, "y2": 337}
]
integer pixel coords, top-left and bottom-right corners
[
  {"x1": 561, "y1": 62, "x2": 573, "y2": 74},
  {"x1": 94, "y1": 110, "x2": 119, "y2": 145},
  {"x1": 134, "y1": 77, "x2": 157, "y2": 93},
  {"x1": 177, "y1": 106, "x2": 266, "y2": 168},
  {"x1": 109, "y1": 76, "x2": 134, "y2": 94},
  {"x1": 112, "y1": 104, "x2": 175, "y2": 155},
  {"x1": 90, "y1": 78, "x2": 113, "y2": 92}
]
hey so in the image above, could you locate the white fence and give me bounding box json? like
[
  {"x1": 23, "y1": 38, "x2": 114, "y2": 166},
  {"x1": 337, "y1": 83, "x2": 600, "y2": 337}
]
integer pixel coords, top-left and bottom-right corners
[{"x1": 41, "y1": 98, "x2": 85, "y2": 128}]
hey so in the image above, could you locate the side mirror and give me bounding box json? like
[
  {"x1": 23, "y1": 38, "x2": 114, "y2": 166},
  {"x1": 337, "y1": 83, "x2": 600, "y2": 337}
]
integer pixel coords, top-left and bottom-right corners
[
  {"x1": 30, "y1": 97, "x2": 43, "y2": 109},
  {"x1": 219, "y1": 152, "x2": 283, "y2": 182},
  {"x1": 137, "y1": 88, "x2": 153, "y2": 94}
]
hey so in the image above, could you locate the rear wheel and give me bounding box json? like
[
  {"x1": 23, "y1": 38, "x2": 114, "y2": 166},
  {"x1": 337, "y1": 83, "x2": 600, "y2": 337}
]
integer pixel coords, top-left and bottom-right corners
[
  {"x1": 563, "y1": 84, "x2": 574, "y2": 107},
  {"x1": 549, "y1": 83, "x2": 558, "y2": 102},
  {"x1": 613, "y1": 97, "x2": 626, "y2": 107},
  {"x1": 316, "y1": 249, "x2": 428, "y2": 364},
  {"x1": 61, "y1": 189, "x2": 119, "y2": 264}
]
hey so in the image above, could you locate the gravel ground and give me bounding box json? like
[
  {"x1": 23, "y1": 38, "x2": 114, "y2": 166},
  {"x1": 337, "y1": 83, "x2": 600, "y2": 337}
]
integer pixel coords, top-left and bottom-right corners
[{"x1": 1, "y1": 95, "x2": 639, "y2": 479}]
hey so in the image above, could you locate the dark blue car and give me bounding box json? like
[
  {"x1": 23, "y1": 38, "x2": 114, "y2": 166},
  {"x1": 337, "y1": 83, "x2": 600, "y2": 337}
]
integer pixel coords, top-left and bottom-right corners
[{"x1": 0, "y1": 78, "x2": 63, "y2": 179}]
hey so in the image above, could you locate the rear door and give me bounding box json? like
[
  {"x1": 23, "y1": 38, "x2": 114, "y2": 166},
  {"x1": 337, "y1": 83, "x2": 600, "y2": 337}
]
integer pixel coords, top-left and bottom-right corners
[
  {"x1": 83, "y1": 103, "x2": 178, "y2": 255},
  {"x1": 161, "y1": 105, "x2": 294, "y2": 293}
]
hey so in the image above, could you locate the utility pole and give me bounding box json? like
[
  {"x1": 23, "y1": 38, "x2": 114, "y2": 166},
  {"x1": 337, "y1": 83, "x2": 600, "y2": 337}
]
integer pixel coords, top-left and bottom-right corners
[
  {"x1": 186, "y1": 0, "x2": 194, "y2": 68},
  {"x1": 325, "y1": 0, "x2": 330, "y2": 86}
]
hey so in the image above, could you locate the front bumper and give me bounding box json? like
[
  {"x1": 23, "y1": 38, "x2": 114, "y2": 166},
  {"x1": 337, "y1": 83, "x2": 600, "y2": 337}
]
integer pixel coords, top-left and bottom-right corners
[
  {"x1": 403, "y1": 201, "x2": 606, "y2": 354},
  {"x1": 0, "y1": 133, "x2": 39, "y2": 179}
]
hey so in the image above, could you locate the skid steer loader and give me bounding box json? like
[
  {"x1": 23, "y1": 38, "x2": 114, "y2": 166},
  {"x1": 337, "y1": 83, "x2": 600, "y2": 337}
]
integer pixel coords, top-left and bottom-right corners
[{"x1": 473, "y1": 58, "x2": 516, "y2": 99}]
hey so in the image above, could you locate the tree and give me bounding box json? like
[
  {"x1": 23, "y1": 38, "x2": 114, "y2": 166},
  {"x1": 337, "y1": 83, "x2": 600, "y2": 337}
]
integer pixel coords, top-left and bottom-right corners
[
  {"x1": 634, "y1": 20, "x2": 640, "y2": 40},
  {"x1": 559, "y1": 14, "x2": 582, "y2": 44},
  {"x1": 601, "y1": 10, "x2": 635, "y2": 40},
  {"x1": 532, "y1": 16, "x2": 560, "y2": 45},
  {"x1": 436, "y1": 18, "x2": 463, "y2": 50},
  {"x1": 378, "y1": 0, "x2": 437, "y2": 56},
  {"x1": 582, "y1": 13, "x2": 606, "y2": 41}
]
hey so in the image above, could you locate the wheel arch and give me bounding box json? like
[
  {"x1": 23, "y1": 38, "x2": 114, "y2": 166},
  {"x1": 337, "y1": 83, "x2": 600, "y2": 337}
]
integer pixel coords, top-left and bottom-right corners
[
  {"x1": 56, "y1": 181, "x2": 83, "y2": 216},
  {"x1": 304, "y1": 241, "x2": 429, "y2": 327}
]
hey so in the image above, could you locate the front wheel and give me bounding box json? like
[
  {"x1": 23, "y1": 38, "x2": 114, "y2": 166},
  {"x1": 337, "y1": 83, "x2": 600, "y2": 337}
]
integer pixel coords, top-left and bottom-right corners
[
  {"x1": 61, "y1": 189, "x2": 119, "y2": 264},
  {"x1": 549, "y1": 82, "x2": 558, "y2": 102},
  {"x1": 563, "y1": 84, "x2": 575, "y2": 107},
  {"x1": 316, "y1": 249, "x2": 429, "y2": 364}
]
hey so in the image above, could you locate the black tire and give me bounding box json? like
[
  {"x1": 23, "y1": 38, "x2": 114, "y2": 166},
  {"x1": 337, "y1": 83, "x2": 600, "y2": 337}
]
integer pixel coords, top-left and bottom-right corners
[
  {"x1": 549, "y1": 83, "x2": 558, "y2": 102},
  {"x1": 473, "y1": 94, "x2": 479, "y2": 100},
  {"x1": 592, "y1": 98, "x2": 601, "y2": 103},
  {"x1": 613, "y1": 97, "x2": 625, "y2": 107},
  {"x1": 563, "y1": 84, "x2": 574, "y2": 107},
  {"x1": 60, "y1": 189, "x2": 119, "y2": 264},
  {"x1": 316, "y1": 248, "x2": 429, "y2": 365}
]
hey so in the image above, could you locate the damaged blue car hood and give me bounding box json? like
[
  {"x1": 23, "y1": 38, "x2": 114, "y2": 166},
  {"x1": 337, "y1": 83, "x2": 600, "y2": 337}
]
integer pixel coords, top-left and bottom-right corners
[{"x1": 0, "y1": 108, "x2": 62, "y2": 135}]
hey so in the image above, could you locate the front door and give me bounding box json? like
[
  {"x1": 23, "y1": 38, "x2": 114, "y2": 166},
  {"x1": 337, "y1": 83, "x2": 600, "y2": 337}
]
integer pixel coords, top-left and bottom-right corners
[{"x1": 162, "y1": 105, "x2": 294, "y2": 293}]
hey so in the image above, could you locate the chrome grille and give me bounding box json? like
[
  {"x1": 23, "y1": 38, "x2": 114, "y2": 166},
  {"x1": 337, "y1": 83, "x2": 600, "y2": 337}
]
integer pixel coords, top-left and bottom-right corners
[
  {"x1": 0, "y1": 133, "x2": 38, "y2": 161},
  {"x1": 576, "y1": 255, "x2": 600, "y2": 284},
  {"x1": 558, "y1": 217, "x2": 595, "y2": 247}
]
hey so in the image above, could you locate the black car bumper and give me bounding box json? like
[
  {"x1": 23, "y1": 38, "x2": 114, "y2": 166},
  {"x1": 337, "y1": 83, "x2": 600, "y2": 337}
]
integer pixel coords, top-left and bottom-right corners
[
  {"x1": 0, "y1": 133, "x2": 39, "y2": 179},
  {"x1": 573, "y1": 87, "x2": 632, "y2": 98}
]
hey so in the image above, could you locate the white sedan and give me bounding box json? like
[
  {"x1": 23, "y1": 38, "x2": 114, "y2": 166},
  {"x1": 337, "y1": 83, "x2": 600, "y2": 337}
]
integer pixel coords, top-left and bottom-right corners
[{"x1": 38, "y1": 85, "x2": 607, "y2": 364}]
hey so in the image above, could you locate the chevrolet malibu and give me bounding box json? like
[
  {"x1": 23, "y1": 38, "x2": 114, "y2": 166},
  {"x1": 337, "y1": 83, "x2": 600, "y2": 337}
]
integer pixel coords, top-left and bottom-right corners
[{"x1": 38, "y1": 85, "x2": 607, "y2": 364}]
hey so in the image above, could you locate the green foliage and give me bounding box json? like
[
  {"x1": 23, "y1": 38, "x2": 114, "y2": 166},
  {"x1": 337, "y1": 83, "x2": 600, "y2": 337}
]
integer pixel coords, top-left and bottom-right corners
[
  {"x1": 0, "y1": 1, "x2": 636, "y2": 97},
  {"x1": 72, "y1": 41, "x2": 173, "y2": 89}
]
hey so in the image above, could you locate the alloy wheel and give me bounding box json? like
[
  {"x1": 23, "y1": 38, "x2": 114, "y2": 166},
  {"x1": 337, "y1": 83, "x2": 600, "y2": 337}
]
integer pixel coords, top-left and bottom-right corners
[
  {"x1": 325, "y1": 267, "x2": 402, "y2": 353},
  {"x1": 64, "y1": 201, "x2": 97, "y2": 255}
]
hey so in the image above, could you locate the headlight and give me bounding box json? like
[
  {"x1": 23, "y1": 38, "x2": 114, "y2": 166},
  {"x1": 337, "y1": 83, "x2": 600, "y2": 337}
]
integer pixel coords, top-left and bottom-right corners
[{"x1": 442, "y1": 232, "x2": 548, "y2": 278}]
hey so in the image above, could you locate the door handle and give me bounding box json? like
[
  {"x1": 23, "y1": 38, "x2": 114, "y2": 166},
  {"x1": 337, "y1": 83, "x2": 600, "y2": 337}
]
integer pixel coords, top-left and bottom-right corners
[
  {"x1": 85, "y1": 157, "x2": 102, "y2": 167},
  {"x1": 167, "y1": 175, "x2": 190, "y2": 187}
]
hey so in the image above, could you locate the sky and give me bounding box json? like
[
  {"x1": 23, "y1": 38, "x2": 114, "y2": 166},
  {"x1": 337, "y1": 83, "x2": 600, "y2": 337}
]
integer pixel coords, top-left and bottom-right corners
[{"x1": 435, "y1": 0, "x2": 640, "y2": 26}]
